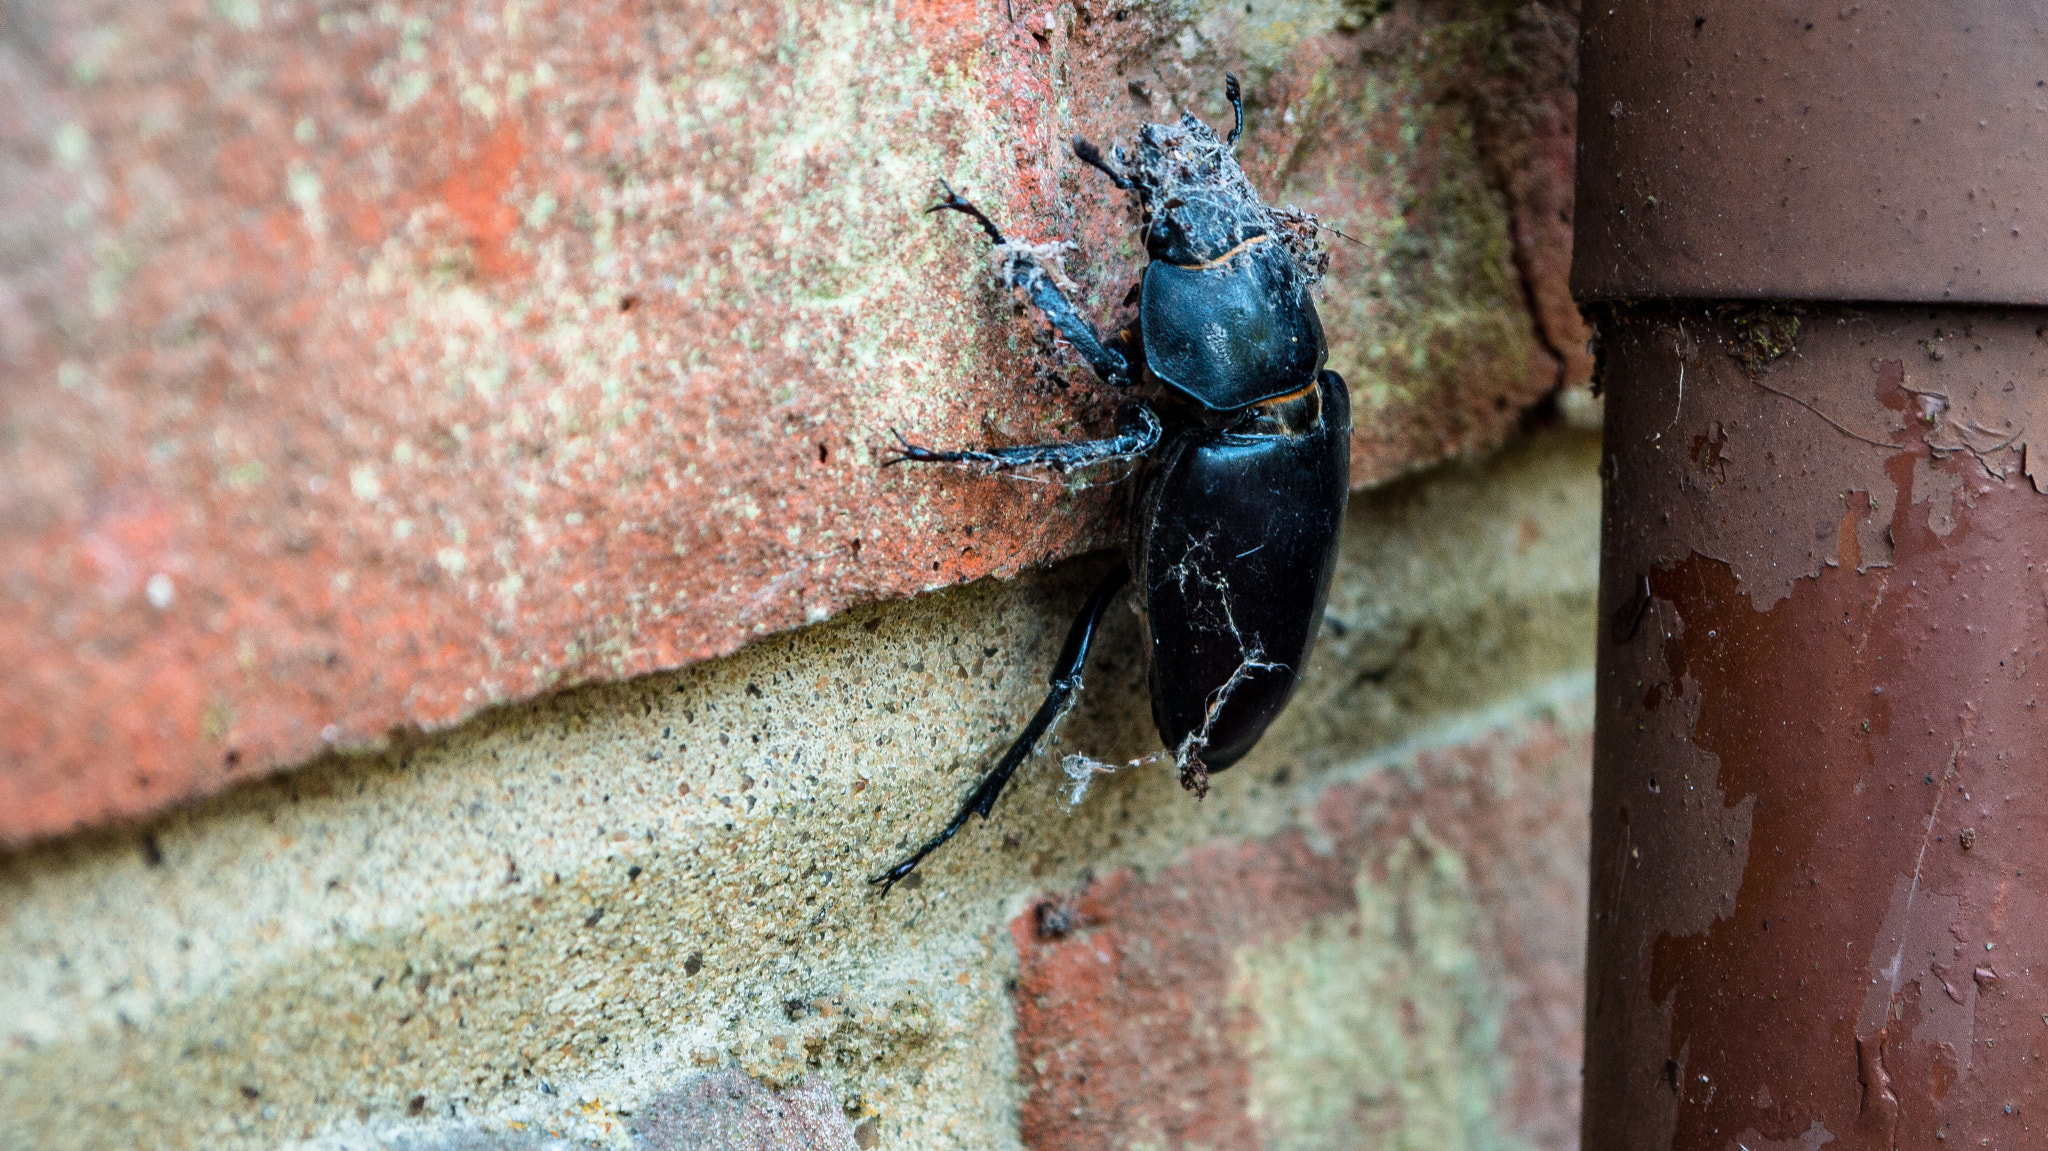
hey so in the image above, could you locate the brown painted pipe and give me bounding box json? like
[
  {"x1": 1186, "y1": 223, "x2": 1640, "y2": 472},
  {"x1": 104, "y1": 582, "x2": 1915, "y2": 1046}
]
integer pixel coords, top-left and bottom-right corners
[
  {"x1": 1575, "y1": 6, "x2": 2048, "y2": 1148},
  {"x1": 1573, "y1": 2, "x2": 2048, "y2": 305}
]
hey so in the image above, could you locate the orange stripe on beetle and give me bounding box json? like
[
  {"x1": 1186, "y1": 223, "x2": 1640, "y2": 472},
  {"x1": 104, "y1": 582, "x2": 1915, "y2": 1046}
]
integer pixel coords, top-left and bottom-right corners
[{"x1": 1168, "y1": 233, "x2": 1271, "y2": 271}]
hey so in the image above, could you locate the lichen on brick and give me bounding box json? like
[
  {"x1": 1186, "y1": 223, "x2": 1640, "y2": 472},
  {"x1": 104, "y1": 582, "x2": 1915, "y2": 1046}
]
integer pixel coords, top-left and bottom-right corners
[{"x1": 1231, "y1": 832, "x2": 1509, "y2": 1150}]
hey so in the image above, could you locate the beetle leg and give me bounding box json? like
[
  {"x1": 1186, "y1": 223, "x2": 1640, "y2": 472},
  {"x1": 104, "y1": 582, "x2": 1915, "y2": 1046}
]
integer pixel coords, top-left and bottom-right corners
[
  {"x1": 871, "y1": 561, "x2": 1132, "y2": 895},
  {"x1": 928, "y1": 181, "x2": 1134, "y2": 387},
  {"x1": 1019, "y1": 273, "x2": 1134, "y2": 386},
  {"x1": 1224, "y1": 73, "x2": 1243, "y2": 146},
  {"x1": 884, "y1": 403, "x2": 1161, "y2": 475},
  {"x1": 925, "y1": 180, "x2": 1007, "y2": 245}
]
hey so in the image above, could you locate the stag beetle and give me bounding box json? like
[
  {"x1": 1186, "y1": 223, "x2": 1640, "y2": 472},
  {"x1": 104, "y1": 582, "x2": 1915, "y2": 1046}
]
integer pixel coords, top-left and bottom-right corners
[{"x1": 873, "y1": 74, "x2": 1350, "y2": 893}]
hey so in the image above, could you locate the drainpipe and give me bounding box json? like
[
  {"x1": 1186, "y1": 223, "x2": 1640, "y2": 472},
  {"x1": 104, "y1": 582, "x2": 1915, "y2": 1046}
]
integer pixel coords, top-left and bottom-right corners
[{"x1": 1574, "y1": 6, "x2": 2048, "y2": 1149}]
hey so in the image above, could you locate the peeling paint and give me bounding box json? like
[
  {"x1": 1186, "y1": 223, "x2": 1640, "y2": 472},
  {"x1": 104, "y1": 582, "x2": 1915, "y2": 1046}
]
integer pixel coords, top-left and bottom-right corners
[
  {"x1": 1594, "y1": 306, "x2": 2048, "y2": 613},
  {"x1": 1858, "y1": 876, "x2": 1970, "y2": 1077},
  {"x1": 1588, "y1": 304, "x2": 2048, "y2": 1149},
  {"x1": 1729, "y1": 1118, "x2": 1836, "y2": 1151}
]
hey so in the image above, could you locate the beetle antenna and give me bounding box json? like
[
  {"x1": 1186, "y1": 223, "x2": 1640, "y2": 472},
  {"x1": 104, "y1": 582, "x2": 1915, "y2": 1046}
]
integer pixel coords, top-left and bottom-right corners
[
  {"x1": 1072, "y1": 137, "x2": 1133, "y2": 190},
  {"x1": 1319, "y1": 221, "x2": 1367, "y2": 247},
  {"x1": 1223, "y1": 73, "x2": 1243, "y2": 146}
]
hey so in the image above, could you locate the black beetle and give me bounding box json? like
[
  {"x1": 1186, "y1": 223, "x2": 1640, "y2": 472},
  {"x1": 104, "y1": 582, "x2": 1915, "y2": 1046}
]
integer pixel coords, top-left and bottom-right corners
[{"x1": 873, "y1": 75, "x2": 1350, "y2": 893}]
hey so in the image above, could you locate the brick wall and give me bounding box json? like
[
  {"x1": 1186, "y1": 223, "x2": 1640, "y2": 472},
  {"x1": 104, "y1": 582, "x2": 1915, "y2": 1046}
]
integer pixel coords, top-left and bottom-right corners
[{"x1": 0, "y1": 0, "x2": 1594, "y2": 1146}]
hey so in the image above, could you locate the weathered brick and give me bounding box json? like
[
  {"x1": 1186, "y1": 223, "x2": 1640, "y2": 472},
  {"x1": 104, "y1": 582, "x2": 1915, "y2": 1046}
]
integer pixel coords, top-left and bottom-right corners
[
  {"x1": 0, "y1": 434, "x2": 1598, "y2": 1150},
  {"x1": 1013, "y1": 723, "x2": 1589, "y2": 1149},
  {"x1": 0, "y1": 0, "x2": 1583, "y2": 842}
]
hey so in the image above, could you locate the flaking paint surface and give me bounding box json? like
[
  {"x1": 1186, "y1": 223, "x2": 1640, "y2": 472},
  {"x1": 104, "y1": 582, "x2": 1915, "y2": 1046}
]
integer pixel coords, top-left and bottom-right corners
[
  {"x1": 0, "y1": 0, "x2": 1584, "y2": 843},
  {"x1": 1587, "y1": 306, "x2": 2048, "y2": 1150},
  {"x1": 1592, "y1": 306, "x2": 2048, "y2": 612}
]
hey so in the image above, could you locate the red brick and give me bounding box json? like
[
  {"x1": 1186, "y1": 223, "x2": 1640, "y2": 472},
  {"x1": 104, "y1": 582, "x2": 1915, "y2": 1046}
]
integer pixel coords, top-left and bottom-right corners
[
  {"x1": 1012, "y1": 723, "x2": 1589, "y2": 1149},
  {"x1": 0, "y1": 1, "x2": 1582, "y2": 842}
]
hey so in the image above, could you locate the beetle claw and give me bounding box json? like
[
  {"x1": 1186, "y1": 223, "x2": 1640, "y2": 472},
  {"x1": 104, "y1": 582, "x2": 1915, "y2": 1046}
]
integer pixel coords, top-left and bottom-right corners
[
  {"x1": 922, "y1": 178, "x2": 962, "y2": 215},
  {"x1": 882, "y1": 427, "x2": 942, "y2": 467},
  {"x1": 926, "y1": 180, "x2": 1007, "y2": 245}
]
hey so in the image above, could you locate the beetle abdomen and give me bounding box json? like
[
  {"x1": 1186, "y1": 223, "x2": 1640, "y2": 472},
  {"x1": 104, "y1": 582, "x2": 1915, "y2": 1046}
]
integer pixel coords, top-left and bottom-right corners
[
  {"x1": 1134, "y1": 370, "x2": 1351, "y2": 772},
  {"x1": 1140, "y1": 240, "x2": 1327, "y2": 411}
]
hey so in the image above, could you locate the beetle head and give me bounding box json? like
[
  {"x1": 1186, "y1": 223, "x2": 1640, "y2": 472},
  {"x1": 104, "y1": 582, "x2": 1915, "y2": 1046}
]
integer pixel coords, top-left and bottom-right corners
[{"x1": 1125, "y1": 113, "x2": 1272, "y2": 267}]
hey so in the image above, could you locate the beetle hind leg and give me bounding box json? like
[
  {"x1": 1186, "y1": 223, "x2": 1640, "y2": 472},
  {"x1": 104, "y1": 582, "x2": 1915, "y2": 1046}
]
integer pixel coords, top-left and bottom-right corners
[{"x1": 871, "y1": 562, "x2": 1132, "y2": 895}]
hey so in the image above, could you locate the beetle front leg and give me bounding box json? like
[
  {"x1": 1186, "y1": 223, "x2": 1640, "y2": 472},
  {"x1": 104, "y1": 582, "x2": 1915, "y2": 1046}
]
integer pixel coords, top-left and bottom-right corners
[
  {"x1": 928, "y1": 183, "x2": 1133, "y2": 387},
  {"x1": 872, "y1": 561, "x2": 1132, "y2": 895},
  {"x1": 886, "y1": 403, "x2": 1162, "y2": 475}
]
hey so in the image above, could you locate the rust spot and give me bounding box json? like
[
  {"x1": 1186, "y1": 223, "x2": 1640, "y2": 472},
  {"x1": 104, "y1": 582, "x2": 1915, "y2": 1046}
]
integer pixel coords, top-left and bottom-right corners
[
  {"x1": 1929, "y1": 1040, "x2": 1959, "y2": 1102},
  {"x1": 1876, "y1": 359, "x2": 1908, "y2": 407},
  {"x1": 1836, "y1": 491, "x2": 1866, "y2": 571}
]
